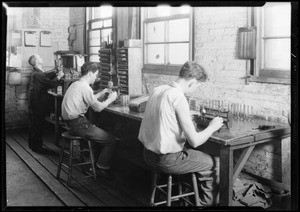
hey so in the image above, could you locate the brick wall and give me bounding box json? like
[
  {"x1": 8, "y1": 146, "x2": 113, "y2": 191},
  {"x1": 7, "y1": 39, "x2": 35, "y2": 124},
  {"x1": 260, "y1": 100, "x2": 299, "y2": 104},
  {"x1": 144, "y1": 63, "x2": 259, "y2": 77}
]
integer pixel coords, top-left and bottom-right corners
[
  {"x1": 40, "y1": 8, "x2": 70, "y2": 50},
  {"x1": 5, "y1": 68, "x2": 31, "y2": 129},
  {"x1": 69, "y1": 8, "x2": 86, "y2": 53},
  {"x1": 47, "y1": 7, "x2": 291, "y2": 185},
  {"x1": 143, "y1": 7, "x2": 291, "y2": 183},
  {"x1": 5, "y1": 7, "x2": 69, "y2": 129},
  {"x1": 144, "y1": 7, "x2": 290, "y2": 123},
  {"x1": 69, "y1": 7, "x2": 86, "y2": 26}
]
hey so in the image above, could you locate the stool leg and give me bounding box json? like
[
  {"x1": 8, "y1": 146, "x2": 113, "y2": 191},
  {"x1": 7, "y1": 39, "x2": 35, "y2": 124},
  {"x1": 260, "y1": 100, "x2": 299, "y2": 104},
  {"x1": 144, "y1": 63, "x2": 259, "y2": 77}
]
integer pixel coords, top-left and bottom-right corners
[
  {"x1": 79, "y1": 143, "x2": 85, "y2": 174},
  {"x1": 150, "y1": 172, "x2": 158, "y2": 206},
  {"x1": 88, "y1": 140, "x2": 97, "y2": 181},
  {"x1": 177, "y1": 175, "x2": 187, "y2": 206},
  {"x1": 192, "y1": 173, "x2": 200, "y2": 206},
  {"x1": 167, "y1": 175, "x2": 172, "y2": 206},
  {"x1": 56, "y1": 137, "x2": 66, "y2": 179},
  {"x1": 67, "y1": 139, "x2": 74, "y2": 187}
]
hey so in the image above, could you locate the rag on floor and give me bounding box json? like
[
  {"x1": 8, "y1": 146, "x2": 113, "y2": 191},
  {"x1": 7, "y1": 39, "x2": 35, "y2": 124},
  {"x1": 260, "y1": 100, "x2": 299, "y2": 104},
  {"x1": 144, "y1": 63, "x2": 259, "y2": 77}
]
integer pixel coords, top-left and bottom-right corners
[{"x1": 233, "y1": 178, "x2": 272, "y2": 208}]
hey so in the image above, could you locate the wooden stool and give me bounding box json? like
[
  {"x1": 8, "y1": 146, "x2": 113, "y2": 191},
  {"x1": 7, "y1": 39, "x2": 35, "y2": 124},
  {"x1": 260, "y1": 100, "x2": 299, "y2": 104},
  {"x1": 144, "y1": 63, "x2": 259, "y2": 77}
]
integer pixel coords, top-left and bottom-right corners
[
  {"x1": 56, "y1": 131, "x2": 96, "y2": 187},
  {"x1": 150, "y1": 171, "x2": 200, "y2": 206}
]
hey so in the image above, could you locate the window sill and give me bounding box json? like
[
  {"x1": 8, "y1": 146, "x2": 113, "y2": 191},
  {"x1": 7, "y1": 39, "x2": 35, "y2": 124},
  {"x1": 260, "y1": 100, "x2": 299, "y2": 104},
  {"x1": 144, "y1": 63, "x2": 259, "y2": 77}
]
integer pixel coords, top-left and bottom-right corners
[
  {"x1": 142, "y1": 64, "x2": 181, "y2": 76},
  {"x1": 249, "y1": 76, "x2": 291, "y2": 85}
]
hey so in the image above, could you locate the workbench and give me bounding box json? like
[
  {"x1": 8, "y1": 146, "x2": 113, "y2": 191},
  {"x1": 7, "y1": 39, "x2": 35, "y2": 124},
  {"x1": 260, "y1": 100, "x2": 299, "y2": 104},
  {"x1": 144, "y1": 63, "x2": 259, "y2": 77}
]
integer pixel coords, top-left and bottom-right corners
[
  {"x1": 98, "y1": 104, "x2": 291, "y2": 206},
  {"x1": 46, "y1": 92, "x2": 291, "y2": 206}
]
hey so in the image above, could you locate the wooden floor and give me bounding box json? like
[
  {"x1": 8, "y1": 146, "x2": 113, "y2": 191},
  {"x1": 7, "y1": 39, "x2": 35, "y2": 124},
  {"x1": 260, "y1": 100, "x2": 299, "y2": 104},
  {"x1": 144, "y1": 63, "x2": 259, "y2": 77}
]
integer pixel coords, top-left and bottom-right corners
[{"x1": 5, "y1": 125, "x2": 152, "y2": 208}]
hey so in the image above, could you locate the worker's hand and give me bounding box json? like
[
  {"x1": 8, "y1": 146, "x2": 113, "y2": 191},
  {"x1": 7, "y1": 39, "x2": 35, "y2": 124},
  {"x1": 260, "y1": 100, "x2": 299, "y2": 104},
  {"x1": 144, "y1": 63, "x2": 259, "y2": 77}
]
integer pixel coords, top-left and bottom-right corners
[
  {"x1": 208, "y1": 116, "x2": 224, "y2": 132},
  {"x1": 107, "y1": 91, "x2": 118, "y2": 102},
  {"x1": 57, "y1": 70, "x2": 64, "y2": 80},
  {"x1": 101, "y1": 88, "x2": 109, "y2": 95}
]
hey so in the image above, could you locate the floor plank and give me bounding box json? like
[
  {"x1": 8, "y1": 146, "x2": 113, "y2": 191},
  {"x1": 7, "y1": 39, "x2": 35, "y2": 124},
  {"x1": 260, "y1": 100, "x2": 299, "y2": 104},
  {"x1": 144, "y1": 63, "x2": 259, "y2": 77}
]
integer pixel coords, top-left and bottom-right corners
[
  {"x1": 9, "y1": 132, "x2": 109, "y2": 207},
  {"x1": 6, "y1": 144, "x2": 64, "y2": 206},
  {"x1": 12, "y1": 128, "x2": 149, "y2": 206},
  {"x1": 37, "y1": 128, "x2": 149, "y2": 206},
  {"x1": 6, "y1": 133, "x2": 84, "y2": 207}
]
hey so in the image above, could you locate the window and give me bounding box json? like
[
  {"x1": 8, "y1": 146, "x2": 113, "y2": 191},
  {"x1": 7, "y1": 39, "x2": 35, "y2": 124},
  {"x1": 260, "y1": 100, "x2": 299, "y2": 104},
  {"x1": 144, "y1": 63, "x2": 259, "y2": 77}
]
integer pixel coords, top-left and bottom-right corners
[
  {"x1": 142, "y1": 6, "x2": 193, "y2": 75},
  {"x1": 252, "y1": 2, "x2": 291, "y2": 84},
  {"x1": 87, "y1": 6, "x2": 113, "y2": 62}
]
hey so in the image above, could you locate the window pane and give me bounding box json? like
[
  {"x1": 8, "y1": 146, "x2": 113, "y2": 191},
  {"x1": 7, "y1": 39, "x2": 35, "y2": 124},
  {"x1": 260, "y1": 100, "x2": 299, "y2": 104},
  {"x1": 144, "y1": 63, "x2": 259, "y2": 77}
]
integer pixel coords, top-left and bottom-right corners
[
  {"x1": 264, "y1": 39, "x2": 290, "y2": 70},
  {"x1": 101, "y1": 28, "x2": 112, "y2": 43},
  {"x1": 146, "y1": 44, "x2": 164, "y2": 64},
  {"x1": 103, "y1": 19, "x2": 112, "y2": 27},
  {"x1": 147, "y1": 6, "x2": 171, "y2": 18},
  {"x1": 90, "y1": 30, "x2": 100, "y2": 39},
  {"x1": 90, "y1": 47, "x2": 100, "y2": 54},
  {"x1": 90, "y1": 38, "x2": 100, "y2": 46},
  {"x1": 91, "y1": 21, "x2": 103, "y2": 29},
  {"x1": 100, "y1": 6, "x2": 113, "y2": 18},
  {"x1": 147, "y1": 6, "x2": 190, "y2": 18},
  {"x1": 92, "y1": 6, "x2": 112, "y2": 19},
  {"x1": 264, "y1": 3, "x2": 291, "y2": 37},
  {"x1": 146, "y1": 22, "x2": 165, "y2": 42},
  {"x1": 168, "y1": 19, "x2": 189, "y2": 41},
  {"x1": 169, "y1": 43, "x2": 189, "y2": 64},
  {"x1": 178, "y1": 5, "x2": 190, "y2": 14},
  {"x1": 89, "y1": 55, "x2": 100, "y2": 62}
]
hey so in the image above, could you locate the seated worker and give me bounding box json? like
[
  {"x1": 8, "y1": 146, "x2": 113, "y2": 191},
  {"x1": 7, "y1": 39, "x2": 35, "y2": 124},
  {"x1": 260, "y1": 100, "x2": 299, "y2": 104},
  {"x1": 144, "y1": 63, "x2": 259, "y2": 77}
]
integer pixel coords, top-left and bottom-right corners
[
  {"x1": 61, "y1": 62, "x2": 118, "y2": 179},
  {"x1": 28, "y1": 54, "x2": 64, "y2": 153},
  {"x1": 138, "y1": 61, "x2": 224, "y2": 206}
]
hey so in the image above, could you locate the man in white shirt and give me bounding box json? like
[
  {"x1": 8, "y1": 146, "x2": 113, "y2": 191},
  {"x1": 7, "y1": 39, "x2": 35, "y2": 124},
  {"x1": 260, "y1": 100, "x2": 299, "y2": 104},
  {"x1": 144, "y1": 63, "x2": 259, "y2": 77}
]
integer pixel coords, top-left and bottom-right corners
[
  {"x1": 61, "y1": 62, "x2": 118, "y2": 179},
  {"x1": 138, "y1": 61, "x2": 223, "y2": 206}
]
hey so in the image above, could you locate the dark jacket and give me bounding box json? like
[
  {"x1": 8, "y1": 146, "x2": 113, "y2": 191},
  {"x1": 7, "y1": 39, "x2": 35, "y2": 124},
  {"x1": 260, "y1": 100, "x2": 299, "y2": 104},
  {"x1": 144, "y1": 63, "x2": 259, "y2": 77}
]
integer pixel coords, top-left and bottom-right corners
[{"x1": 28, "y1": 67, "x2": 62, "y2": 115}]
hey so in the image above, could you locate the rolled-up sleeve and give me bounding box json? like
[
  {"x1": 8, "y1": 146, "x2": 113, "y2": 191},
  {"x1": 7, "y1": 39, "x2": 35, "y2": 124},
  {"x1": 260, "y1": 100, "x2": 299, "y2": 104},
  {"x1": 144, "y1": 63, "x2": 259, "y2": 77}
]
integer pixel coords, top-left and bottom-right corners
[{"x1": 82, "y1": 86, "x2": 104, "y2": 112}]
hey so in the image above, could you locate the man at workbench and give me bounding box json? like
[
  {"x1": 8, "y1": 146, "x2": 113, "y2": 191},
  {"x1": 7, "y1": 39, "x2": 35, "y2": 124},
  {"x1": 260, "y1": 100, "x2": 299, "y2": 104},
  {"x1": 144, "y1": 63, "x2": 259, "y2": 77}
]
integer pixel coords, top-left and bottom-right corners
[
  {"x1": 61, "y1": 62, "x2": 118, "y2": 179},
  {"x1": 28, "y1": 54, "x2": 64, "y2": 153},
  {"x1": 138, "y1": 61, "x2": 224, "y2": 206}
]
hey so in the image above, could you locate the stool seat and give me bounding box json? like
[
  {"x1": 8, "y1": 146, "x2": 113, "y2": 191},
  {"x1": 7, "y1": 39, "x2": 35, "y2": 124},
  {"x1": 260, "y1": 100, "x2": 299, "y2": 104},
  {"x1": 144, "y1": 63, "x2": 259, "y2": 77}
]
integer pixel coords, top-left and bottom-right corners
[
  {"x1": 150, "y1": 171, "x2": 200, "y2": 206},
  {"x1": 61, "y1": 131, "x2": 83, "y2": 140},
  {"x1": 56, "y1": 131, "x2": 97, "y2": 187}
]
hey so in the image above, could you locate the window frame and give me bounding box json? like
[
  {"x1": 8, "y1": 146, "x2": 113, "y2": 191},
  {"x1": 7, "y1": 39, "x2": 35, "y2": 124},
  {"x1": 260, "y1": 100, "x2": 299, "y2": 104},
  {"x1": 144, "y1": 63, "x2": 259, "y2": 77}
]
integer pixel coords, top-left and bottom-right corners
[
  {"x1": 141, "y1": 7, "x2": 194, "y2": 76},
  {"x1": 250, "y1": 3, "x2": 291, "y2": 85},
  {"x1": 86, "y1": 7, "x2": 114, "y2": 62}
]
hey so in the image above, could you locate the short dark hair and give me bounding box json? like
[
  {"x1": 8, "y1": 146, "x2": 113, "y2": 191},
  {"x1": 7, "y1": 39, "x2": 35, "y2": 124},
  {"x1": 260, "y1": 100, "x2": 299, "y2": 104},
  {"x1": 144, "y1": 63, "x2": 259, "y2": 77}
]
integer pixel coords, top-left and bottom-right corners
[
  {"x1": 179, "y1": 61, "x2": 208, "y2": 82},
  {"x1": 81, "y1": 62, "x2": 99, "y2": 76}
]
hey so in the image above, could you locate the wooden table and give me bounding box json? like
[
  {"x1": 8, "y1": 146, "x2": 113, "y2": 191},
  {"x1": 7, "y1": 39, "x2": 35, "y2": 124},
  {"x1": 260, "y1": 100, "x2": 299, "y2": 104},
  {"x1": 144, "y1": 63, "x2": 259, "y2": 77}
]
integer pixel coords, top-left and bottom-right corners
[
  {"x1": 45, "y1": 92, "x2": 291, "y2": 206},
  {"x1": 103, "y1": 104, "x2": 291, "y2": 206},
  {"x1": 47, "y1": 90, "x2": 65, "y2": 146}
]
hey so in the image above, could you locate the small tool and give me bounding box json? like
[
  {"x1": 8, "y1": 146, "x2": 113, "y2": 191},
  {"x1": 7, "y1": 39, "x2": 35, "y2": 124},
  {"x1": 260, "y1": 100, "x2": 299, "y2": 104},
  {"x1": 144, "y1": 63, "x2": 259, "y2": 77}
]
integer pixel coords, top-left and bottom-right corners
[{"x1": 252, "y1": 125, "x2": 275, "y2": 131}]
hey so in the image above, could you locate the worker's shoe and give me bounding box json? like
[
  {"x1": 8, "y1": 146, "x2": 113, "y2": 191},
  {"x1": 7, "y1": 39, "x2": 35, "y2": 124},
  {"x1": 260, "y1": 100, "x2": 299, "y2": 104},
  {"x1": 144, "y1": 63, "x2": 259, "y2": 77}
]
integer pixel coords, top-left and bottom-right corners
[{"x1": 84, "y1": 167, "x2": 115, "y2": 180}]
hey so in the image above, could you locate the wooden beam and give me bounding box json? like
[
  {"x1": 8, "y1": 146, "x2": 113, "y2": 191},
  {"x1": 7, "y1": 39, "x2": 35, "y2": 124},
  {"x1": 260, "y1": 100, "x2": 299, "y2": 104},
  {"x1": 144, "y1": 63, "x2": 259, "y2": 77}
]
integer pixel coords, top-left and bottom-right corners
[
  {"x1": 232, "y1": 145, "x2": 255, "y2": 184},
  {"x1": 219, "y1": 146, "x2": 234, "y2": 206}
]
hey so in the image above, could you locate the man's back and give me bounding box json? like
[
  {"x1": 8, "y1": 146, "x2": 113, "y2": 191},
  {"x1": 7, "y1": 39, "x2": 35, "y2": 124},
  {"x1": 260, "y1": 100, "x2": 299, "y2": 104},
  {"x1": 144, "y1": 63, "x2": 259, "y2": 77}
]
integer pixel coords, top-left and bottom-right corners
[
  {"x1": 138, "y1": 82, "x2": 189, "y2": 154},
  {"x1": 61, "y1": 79, "x2": 95, "y2": 120}
]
